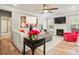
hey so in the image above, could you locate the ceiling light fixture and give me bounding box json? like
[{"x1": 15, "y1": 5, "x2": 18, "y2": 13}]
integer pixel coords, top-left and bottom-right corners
[
  {"x1": 44, "y1": 10, "x2": 48, "y2": 13},
  {"x1": 35, "y1": 4, "x2": 58, "y2": 14}
]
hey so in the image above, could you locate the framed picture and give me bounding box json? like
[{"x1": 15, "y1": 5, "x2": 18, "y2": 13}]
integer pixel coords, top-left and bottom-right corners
[
  {"x1": 20, "y1": 16, "x2": 26, "y2": 28},
  {"x1": 26, "y1": 17, "x2": 38, "y2": 27}
]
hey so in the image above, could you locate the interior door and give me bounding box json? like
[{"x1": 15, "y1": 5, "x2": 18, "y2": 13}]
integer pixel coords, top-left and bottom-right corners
[{"x1": 1, "y1": 16, "x2": 11, "y2": 38}]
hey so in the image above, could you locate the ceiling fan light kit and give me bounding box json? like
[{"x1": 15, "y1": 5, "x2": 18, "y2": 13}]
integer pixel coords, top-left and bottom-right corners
[{"x1": 44, "y1": 10, "x2": 48, "y2": 13}]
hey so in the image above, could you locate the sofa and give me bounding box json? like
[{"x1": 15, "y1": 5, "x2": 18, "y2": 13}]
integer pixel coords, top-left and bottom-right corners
[
  {"x1": 11, "y1": 29, "x2": 52, "y2": 53},
  {"x1": 12, "y1": 30, "x2": 30, "y2": 53}
]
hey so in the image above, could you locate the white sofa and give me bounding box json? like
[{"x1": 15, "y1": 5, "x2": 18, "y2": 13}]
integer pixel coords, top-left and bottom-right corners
[
  {"x1": 12, "y1": 30, "x2": 30, "y2": 53},
  {"x1": 11, "y1": 29, "x2": 46, "y2": 52},
  {"x1": 11, "y1": 29, "x2": 53, "y2": 53}
]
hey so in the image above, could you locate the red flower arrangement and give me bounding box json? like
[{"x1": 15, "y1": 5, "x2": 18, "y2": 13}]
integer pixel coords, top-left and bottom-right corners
[
  {"x1": 28, "y1": 30, "x2": 40, "y2": 36},
  {"x1": 27, "y1": 30, "x2": 40, "y2": 40}
]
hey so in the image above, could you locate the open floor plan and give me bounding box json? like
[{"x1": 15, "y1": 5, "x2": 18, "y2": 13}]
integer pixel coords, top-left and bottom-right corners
[{"x1": 0, "y1": 4, "x2": 79, "y2": 55}]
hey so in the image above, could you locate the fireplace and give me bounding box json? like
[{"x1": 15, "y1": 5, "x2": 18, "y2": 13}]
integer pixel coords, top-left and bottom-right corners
[{"x1": 56, "y1": 29, "x2": 64, "y2": 36}]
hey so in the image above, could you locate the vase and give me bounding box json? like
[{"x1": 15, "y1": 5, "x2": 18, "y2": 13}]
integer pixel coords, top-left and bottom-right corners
[
  {"x1": 32, "y1": 35, "x2": 38, "y2": 40},
  {"x1": 29, "y1": 24, "x2": 33, "y2": 31}
]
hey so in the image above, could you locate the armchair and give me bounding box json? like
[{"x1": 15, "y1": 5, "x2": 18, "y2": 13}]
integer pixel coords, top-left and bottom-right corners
[{"x1": 64, "y1": 32, "x2": 78, "y2": 42}]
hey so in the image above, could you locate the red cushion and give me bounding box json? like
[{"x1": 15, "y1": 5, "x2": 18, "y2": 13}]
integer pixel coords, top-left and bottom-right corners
[{"x1": 19, "y1": 29, "x2": 25, "y2": 33}]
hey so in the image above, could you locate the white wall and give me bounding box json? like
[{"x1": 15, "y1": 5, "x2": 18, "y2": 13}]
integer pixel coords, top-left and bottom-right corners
[
  {"x1": 47, "y1": 13, "x2": 79, "y2": 35},
  {"x1": 12, "y1": 11, "x2": 19, "y2": 30},
  {"x1": 39, "y1": 17, "x2": 47, "y2": 29},
  {"x1": 12, "y1": 11, "x2": 34, "y2": 30},
  {"x1": 12, "y1": 11, "x2": 30, "y2": 30},
  {"x1": 12, "y1": 11, "x2": 47, "y2": 30}
]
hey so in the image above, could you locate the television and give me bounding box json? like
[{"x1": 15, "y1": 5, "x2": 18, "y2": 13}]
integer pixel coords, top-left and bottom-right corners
[{"x1": 54, "y1": 17, "x2": 66, "y2": 24}]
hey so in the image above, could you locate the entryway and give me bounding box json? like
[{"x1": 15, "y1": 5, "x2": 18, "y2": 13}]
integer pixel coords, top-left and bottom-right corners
[
  {"x1": 1, "y1": 16, "x2": 11, "y2": 39},
  {"x1": 0, "y1": 9, "x2": 12, "y2": 40}
]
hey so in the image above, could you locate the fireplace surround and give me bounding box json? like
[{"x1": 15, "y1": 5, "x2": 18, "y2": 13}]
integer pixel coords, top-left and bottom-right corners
[{"x1": 56, "y1": 29, "x2": 64, "y2": 36}]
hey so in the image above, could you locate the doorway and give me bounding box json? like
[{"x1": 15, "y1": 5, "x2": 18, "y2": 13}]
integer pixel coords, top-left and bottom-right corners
[{"x1": 1, "y1": 16, "x2": 11, "y2": 39}]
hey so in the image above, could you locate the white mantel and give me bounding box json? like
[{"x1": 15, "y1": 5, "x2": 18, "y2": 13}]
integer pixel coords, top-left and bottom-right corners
[{"x1": 54, "y1": 24, "x2": 67, "y2": 35}]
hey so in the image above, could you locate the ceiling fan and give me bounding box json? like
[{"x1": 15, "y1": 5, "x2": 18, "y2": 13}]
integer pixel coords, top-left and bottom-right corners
[{"x1": 35, "y1": 4, "x2": 58, "y2": 14}]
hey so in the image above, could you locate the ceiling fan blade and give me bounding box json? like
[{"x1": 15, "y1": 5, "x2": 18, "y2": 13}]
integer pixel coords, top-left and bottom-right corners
[
  {"x1": 34, "y1": 9, "x2": 43, "y2": 10},
  {"x1": 48, "y1": 10, "x2": 53, "y2": 13},
  {"x1": 45, "y1": 8, "x2": 58, "y2": 10}
]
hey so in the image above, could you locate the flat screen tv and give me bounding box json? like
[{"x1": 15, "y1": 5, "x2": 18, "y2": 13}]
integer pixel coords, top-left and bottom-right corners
[{"x1": 54, "y1": 17, "x2": 66, "y2": 24}]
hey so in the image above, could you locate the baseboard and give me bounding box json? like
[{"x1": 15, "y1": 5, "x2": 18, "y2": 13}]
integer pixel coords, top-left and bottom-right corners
[{"x1": 0, "y1": 35, "x2": 11, "y2": 40}]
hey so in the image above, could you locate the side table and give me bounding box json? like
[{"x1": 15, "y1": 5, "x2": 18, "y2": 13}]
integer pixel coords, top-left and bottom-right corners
[{"x1": 22, "y1": 37, "x2": 46, "y2": 55}]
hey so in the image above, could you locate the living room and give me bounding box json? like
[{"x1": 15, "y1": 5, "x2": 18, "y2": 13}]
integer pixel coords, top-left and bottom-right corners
[{"x1": 0, "y1": 4, "x2": 79, "y2": 55}]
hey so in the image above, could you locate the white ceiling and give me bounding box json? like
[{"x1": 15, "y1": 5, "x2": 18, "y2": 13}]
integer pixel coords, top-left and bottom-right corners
[{"x1": 1, "y1": 4, "x2": 79, "y2": 16}]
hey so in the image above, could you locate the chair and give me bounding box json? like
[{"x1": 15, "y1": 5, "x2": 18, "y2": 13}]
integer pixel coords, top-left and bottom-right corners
[{"x1": 64, "y1": 32, "x2": 78, "y2": 42}]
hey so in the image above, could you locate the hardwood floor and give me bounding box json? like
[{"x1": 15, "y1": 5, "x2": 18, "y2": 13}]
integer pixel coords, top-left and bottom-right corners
[
  {"x1": 0, "y1": 38, "x2": 21, "y2": 55},
  {"x1": 47, "y1": 41, "x2": 79, "y2": 55},
  {"x1": 0, "y1": 38, "x2": 42, "y2": 55},
  {"x1": 0, "y1": 38, "x2": 79, "y2": 55}
]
